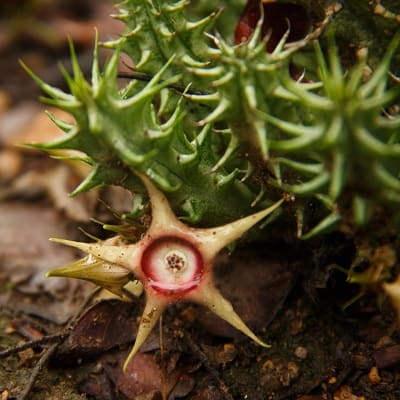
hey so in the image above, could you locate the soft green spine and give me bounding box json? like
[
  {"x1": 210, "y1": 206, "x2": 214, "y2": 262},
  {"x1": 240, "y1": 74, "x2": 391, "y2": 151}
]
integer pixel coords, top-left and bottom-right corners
[
  {"x1": 181, "y1": 15, "x2": 400, "y2": 236},
  {"x1": 107, "y1": 0, "x2": 217, "y2": 85},
  {"x1": 23, "y1": 0, "x2": 271, "y2": 227},
  {"x1": 25, "y1": 0, "x2": 400, "y2": 237},
  {"x1": 263, "y1": 38, "x2": 400, "y2": 234},
  {"x1": 201, "y1": 35, "x2": 400, "y2": 236}
]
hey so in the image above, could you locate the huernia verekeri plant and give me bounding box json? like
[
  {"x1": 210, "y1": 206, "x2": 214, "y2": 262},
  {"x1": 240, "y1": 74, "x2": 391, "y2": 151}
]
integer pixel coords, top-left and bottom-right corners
[
  {"x1": 48, "y1": 172, "x2": 283, "y2": 371},
  {"x1": 24, "y1": 0, "x2": 400, "y2": 370}
]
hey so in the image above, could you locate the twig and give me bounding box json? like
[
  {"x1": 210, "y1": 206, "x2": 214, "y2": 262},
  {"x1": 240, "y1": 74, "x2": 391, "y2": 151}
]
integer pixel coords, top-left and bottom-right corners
[
  {"x1": 1, "y1": 287, "x2": 102, "y2": 399},
  {"x1": 0, "y1": 333, "x2": 66, "y2": 359},
  {"x1": 18, "y1": 343, "x2": 59, "y2": 400}
]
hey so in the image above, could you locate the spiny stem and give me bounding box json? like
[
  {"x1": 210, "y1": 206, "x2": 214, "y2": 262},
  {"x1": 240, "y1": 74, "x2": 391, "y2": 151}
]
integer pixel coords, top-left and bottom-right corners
[{"x1": 117, "y1": 71, "x2": 207, "y2": 95}]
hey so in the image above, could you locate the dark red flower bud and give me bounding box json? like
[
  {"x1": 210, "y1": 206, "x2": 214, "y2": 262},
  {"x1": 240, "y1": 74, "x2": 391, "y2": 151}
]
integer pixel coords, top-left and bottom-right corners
[{"x1": 235, "y1": 0, "x2": 311, "y2": 52}]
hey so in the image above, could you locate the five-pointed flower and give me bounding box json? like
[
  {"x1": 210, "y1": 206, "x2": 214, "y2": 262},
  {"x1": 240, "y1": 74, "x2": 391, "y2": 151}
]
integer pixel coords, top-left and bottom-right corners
[{"x1": 48, "y1": 173, "x2": 283, "y2": 371}]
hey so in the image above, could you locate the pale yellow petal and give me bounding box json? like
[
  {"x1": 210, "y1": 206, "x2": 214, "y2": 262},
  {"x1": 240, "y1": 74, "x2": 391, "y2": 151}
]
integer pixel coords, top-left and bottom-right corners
[
  {"x1": 189, "y1": 282, "x2": 269, "y2": 348},
  {"x1": 49, "y1": 237, "x2": 140, "y2": 271},
  {"x1": 123, "y1": 296, "x2": 166, "y2": 372},
  {"x1": 46, "y1": 255, "x2": 131, "y2": 297},
  {"x1": 195, "y1": 198, "x2": 284, "y2": 260},
  {"x1": 137, "y1": 172, "x2": 185, "y2": 232}
]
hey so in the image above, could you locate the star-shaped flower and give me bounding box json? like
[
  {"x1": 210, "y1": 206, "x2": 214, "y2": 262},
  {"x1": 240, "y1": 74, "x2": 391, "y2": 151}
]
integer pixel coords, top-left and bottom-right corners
[{"x1": 48, "y1": 173, "x2": 283, "y2": 371}]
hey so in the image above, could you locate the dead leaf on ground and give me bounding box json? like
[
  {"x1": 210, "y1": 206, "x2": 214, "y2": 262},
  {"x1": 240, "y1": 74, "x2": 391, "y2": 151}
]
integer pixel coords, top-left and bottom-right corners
[
  {"x1": 1, "y1": 105, "x2": 74, "y2": 146},
  {"x1": 54, "y1": 300, "x2": 139, "y2": 364},
  {"x1": 0, "y1": 102, "x2": 41, "y2": 145},
  {"x1": 0, "y1": 163, "x2": 97, "y2": 221},
  {"x1": 0, "y1": 202, "x2": 93, "y2": 323},
  {"x1": 0, "y1": 202, "x2": 76, "y2": 292},
  {"x1": 197, "y1": 242, "x2": 297, "y2": 339},
  {"x1": 104, "y1": 352, "x2": 194, "y2": 400},
  {"x1": 1, "y1": 105, "x2": 97, "y2": 220}
]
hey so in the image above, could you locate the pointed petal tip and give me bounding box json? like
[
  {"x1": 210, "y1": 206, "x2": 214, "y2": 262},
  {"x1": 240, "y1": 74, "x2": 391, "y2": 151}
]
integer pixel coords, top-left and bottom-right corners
[
  {"x1": 49, "y1": 237, "x2": 80, "y2": 247},
  {"x1": 45, "y1": 267, "x2": 69, "y2": 279},
  {"x1": 49, "y1": 237, "x2": 92, "y2": 248},
  {"x1": 252, "y1": 336, "x2": 271, "y2": 348},
  {"x1": 49, "y1": 237, "x2": 99, "y2": 256},
  {"x1": 122, "y1": 299, "x2": 165, "y2": 373},
  {"x1": 194, "y1": 285, "x2": 271, "y2": 350},
  {"x1": 122, "y1": 349, "x2": 137, "y2": 373}
]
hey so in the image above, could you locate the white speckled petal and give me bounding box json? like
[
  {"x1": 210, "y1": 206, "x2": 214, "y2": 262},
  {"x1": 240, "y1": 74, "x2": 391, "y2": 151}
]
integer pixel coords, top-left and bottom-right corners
[
  {"x1": 123, "y1": 296, "x2": 166, "y2": 372},
  {"x1": 189, "y1": 281, "x2": 269, "y2": 348},
  {"x1": 195, "y1": 198, "x2": 284, "y2": 260},
  {"x1": 49, "y1": 238, "x2": 140, "y2": 272}
]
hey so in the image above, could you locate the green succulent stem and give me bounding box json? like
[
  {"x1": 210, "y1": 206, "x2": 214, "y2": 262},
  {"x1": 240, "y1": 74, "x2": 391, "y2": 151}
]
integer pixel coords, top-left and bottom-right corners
[{"x1": 27, "y1": 0, "x2": 400, "y2": 238}]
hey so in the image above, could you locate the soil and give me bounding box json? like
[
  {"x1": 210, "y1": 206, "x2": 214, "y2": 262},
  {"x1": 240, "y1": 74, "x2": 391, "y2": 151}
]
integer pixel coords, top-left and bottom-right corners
[{"x1": 1, "y1": 1, "x2": 400, "y2": 400}]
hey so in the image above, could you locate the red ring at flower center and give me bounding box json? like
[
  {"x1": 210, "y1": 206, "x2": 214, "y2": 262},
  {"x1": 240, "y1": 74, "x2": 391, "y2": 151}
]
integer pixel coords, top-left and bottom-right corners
[{"x1": 141, "y1": 236, "x2": 204, "y2": 295}]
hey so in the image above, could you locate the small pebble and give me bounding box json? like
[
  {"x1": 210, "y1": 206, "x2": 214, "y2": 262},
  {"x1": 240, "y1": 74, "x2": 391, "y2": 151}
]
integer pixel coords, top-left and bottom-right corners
[
  {"x1": 279, "y1": 361, "x2": 299, "y2": 387},
  {"x1": 374, "y1": 335, "x2": 395, "y2": 349},
  {"x1": 287, "y1": 361, "x2": 299, "y2": 378},
  {"x1": 294, "y1": 346, "x2": 308, "y2": 359},
  {"x1": 328, "y1": 376, "x2": 337, "y2": 384},
  {"x1": 368, "y1": 366, "x2": 381, "y2": 384},
  {"x1": 334, "y1": 385, "x2": 365, "y2": 400},
  {"x1": 1, "y1": 390, "x2": 10, "y2": 400},
  {"x1": 280, "y1": 361, "x2": 299, "y2": 386},
  {"x1": 0, "y1": 149, "x2": 22, "y2": 180},
  {"x1": 262, "y1": 359, "x2": 274, "y2": 370},
  {"x1": 215, "y1": 343, "x2": 237, "y2": 365}
]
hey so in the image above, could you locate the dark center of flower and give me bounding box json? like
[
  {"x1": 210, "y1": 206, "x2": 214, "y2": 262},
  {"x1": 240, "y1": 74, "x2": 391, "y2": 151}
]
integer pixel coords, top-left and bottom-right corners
[
  {"x1": 165, "y1": 250, "x2": 187, "y2": 273},
  {"x1": 141, "y1": 236, "x2": 204, "y2": 295}
]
